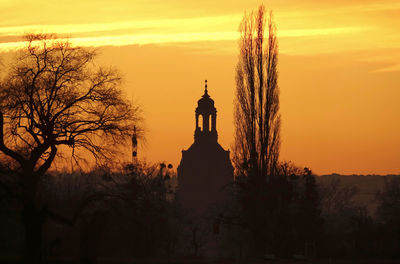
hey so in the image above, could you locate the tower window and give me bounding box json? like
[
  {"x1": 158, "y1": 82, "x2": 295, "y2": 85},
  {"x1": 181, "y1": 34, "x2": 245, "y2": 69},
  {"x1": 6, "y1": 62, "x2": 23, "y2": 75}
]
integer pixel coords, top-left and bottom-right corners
[{"x1": 198, "y1": 115, "x2": 203, "y2": 131}]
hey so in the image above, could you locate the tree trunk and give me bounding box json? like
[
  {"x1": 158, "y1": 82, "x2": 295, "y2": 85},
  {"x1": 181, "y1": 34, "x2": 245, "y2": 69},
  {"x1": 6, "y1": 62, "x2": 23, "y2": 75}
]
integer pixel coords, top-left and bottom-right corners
[{"x1": 22, "y1": 202, "x2": 43, "y2": 264}]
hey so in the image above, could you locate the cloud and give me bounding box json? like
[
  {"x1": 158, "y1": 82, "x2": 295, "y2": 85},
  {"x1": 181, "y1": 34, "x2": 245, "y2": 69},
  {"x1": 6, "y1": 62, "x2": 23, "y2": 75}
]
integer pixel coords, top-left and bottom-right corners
[
  {"x1": 356, "y1": 52, "x2": 400, "y2": 73},
  {"x1": 373, "y1": 64, "x2": 400, "y2": 72},
  {"x1": 0, "y1": 23, "x2": 371, "y2": 53},
  {"x1": 0, "y1": 15, "x2": 242, "y2": 37},
  {"x1": 279, "y1": 27, "x2": 370, "y2": 37}
]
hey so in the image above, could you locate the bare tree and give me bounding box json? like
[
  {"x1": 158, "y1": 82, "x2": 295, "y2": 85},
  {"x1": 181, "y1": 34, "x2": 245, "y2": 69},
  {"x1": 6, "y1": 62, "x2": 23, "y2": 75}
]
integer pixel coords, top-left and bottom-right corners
[
  {"x1": 375, "y1": 176, "x2": 400, "y2": 255},
  {"x1": 319, "y1": 178, "x2": 358, "y2": 216},
  {"x1": 0, "y1": 34, "x2": 140, "y2": 263},
  {"x1": 233, "y1": 5, "x2": 280, "y2": 182},
  {"x1": 376, "y1": 176, "x2": 400, "y2": 225},
  {"x1": 232, "y1": 5, "x2": 281, "y2": 256}
]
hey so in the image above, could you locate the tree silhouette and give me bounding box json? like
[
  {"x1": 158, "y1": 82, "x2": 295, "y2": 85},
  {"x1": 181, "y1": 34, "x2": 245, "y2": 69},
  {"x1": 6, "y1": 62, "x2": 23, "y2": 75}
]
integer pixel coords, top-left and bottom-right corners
[
  {"x1": 232, "y1": 5, "x2": 281, "y2": 256},
  {"x1": 233, "y1": 5, "x2": 280, "y2": 182},
  {"x1": 296, "y1": 168, "x2": 322, "y2": 258},
  {"x1": 0, "y1": 34, "x2": 140, "y2": 263},
  {"x1": 376, "y1": 176, "x2": 400, "y2": 256}
]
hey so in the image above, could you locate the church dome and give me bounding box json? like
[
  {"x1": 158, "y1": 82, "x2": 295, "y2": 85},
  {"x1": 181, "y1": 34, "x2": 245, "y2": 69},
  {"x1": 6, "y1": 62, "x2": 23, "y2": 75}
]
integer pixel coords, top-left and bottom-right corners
[
  {"x1": 196, "y1": 80, "x2": 215, "y2": 113},
  {"x1": 197, "y1": 90, "x2": 215, "y2": 110}
]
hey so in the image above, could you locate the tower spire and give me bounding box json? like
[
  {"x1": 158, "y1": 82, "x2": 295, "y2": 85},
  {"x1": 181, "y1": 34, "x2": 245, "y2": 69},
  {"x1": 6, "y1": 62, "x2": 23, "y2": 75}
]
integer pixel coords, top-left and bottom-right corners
[{"x1": 195, "y1": 80, "x2": 217, "y2": 142}]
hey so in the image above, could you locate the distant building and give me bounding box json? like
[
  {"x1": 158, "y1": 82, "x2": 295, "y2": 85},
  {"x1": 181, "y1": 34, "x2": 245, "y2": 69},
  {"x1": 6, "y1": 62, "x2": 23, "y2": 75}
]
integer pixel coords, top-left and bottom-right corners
[{"x1": 177, "y1": 80, "x2": 234, "y2": 213}]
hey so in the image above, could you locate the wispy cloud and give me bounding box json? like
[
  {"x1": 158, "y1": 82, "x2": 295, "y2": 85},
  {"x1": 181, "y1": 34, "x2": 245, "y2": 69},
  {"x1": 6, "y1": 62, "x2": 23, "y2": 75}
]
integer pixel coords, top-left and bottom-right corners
[
  {"x1": 356, "y1": 52, "x2": 400, "y2": 73},
  {"x1": 0, "y1": 16, "x2": 242, "y2": 37},
  {"x1": 373, "y1": 64, "x2": 400, "y2": 73},
  {"x1": 280, "y1": 27, "x2": 370, "y2": 37},
  {"x1": 0, "y1": 19, "x2": 371, "y2": 53},
  {"x1": 277, "y1": 1, "x2": 400, "y2": 18}
]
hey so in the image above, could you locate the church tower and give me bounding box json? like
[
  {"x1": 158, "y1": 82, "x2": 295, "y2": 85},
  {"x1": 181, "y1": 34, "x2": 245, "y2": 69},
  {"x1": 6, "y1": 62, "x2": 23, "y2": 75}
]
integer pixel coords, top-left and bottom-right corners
[
  {"x1": 177, "y1": 80, "x2": 234, "y2": 213},
  {"x1": 194, "y1": 80, "x2": 217, "y2": 143}
]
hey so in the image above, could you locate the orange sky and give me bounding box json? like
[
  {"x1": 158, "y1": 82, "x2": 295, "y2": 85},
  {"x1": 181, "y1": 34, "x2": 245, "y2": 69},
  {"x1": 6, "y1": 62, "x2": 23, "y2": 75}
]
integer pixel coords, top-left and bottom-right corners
[{"x1": 0, "y1": 0, "x2": 399, "y2": 174}]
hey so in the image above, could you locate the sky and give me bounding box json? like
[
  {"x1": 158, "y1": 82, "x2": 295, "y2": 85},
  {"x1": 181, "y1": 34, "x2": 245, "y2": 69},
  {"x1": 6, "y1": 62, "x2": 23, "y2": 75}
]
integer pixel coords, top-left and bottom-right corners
[{"x1": 0, "y1": 0, "x2": 399, "y2": 175}]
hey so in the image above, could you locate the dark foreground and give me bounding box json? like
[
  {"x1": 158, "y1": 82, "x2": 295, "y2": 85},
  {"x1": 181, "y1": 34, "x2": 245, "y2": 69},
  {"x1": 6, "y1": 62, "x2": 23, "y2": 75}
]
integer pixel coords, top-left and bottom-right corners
[{"x1": 0, "y1": 257, "x2": 399, "y2": 264}]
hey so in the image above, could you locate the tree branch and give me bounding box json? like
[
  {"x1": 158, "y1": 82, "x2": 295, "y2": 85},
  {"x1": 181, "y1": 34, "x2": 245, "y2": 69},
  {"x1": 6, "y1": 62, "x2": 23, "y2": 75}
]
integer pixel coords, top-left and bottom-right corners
[
  {"x1": 0, "y1": 111, "x2": 26, "y2": 165},
  {"x1": 35, "y1": 145, "x2": 57, "y2": 177}
]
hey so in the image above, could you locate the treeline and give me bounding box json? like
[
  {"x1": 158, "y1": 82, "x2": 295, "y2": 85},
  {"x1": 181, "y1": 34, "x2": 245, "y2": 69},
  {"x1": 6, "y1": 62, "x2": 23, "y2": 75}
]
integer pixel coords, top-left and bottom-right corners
[
  {"x1": 1, "y1": 162, "x2": 400, "y2": 261},
  {"x1": 0, "y1": 163, "x2": 181, "y2": 262},
  {"x1": 224, "y1": 163, "x2": 400, "y2": 259}
]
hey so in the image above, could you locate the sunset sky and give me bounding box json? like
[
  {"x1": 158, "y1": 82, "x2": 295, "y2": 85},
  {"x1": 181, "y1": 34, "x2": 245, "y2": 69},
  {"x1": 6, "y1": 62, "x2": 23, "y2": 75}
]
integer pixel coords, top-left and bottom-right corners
[{"x1": 0, "y1": 0, "x2": 399, "y2": 175}]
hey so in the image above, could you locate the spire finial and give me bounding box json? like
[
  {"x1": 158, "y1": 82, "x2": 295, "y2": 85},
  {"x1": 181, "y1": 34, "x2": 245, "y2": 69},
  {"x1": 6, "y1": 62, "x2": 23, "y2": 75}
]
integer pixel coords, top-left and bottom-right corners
[{"x1": 205, "y1": 79, "x2": 208, "y2": 93}]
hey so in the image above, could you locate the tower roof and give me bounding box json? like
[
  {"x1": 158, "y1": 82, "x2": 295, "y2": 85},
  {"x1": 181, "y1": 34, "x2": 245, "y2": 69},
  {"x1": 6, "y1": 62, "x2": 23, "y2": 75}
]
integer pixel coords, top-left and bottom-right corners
[{"x1": 197, "y1": 80, "x2": 215, "y2": 112}]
